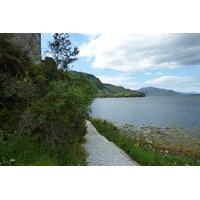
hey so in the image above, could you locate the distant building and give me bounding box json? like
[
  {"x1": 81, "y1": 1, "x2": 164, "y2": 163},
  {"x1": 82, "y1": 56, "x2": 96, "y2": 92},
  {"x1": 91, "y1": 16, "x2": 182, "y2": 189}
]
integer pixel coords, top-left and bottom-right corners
[{"x1": 4, "y1": 33, "x2": 41, "y2": 64}]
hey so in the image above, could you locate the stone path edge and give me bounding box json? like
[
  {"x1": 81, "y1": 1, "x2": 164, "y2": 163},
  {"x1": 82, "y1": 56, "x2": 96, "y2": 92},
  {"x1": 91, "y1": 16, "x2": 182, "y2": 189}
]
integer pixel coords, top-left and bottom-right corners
[{"x1": 84, "y1": 120, "x2": 140, "y2": 166}]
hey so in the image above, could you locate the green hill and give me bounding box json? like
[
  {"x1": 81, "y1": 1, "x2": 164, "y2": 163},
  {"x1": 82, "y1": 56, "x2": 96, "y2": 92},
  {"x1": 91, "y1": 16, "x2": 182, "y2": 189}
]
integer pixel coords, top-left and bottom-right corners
[
  {"x1": 70, "y1": 71, "x2": 145, "y2": 98},
  {"x1": 103, "y1": 83, "x2": 145, "y2": 97}
]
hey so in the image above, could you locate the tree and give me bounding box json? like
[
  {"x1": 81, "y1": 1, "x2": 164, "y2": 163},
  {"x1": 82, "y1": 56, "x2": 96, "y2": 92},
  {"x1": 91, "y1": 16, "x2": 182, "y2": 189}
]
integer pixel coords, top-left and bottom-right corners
[{"x1": 48, "y1": 33, "x2": 79, "y2": 70}]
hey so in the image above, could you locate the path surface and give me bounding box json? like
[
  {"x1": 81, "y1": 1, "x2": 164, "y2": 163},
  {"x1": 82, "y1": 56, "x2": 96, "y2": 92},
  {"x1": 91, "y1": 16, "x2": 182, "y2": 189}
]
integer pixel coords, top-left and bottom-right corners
[{"x1": 83, "y1": 120, "x2": 140, "y2": 166}]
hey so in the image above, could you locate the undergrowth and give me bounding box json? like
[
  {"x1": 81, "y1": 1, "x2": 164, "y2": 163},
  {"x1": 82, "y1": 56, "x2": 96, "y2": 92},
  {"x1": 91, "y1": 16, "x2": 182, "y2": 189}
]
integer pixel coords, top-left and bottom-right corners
[
  {"x1": 90, "y1": 118, "x2": 200, "y2": 166},
  {"x1": 0, "y1": 33, "x2": 96, "y2": 166},
  {"x1": 0, "y1": 134, "x2": 87, "y2": 166}
]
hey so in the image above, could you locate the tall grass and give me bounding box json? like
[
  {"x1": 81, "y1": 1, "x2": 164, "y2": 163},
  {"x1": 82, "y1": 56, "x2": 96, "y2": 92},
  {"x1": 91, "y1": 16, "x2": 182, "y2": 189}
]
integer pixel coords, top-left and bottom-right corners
[
  {"x1": 90, "y1": 118, "x2": 200, "y2": 166},
  {"x1": 0, "y1": 134, "x2": 87, "y2": 166}
]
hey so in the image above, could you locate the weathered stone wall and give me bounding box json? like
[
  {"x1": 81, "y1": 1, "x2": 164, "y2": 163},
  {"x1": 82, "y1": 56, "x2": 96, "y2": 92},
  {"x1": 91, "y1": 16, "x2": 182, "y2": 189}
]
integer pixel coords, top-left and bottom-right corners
[{"x1": 6, "y1": 33, "x2": 41, "y2": 64}]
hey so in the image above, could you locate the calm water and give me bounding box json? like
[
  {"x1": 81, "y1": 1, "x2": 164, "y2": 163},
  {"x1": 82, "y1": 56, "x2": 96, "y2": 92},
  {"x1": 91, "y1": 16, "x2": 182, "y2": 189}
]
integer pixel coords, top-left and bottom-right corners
[{"x1": 90, "y1": 96, "x2": 200, "y2": 128}]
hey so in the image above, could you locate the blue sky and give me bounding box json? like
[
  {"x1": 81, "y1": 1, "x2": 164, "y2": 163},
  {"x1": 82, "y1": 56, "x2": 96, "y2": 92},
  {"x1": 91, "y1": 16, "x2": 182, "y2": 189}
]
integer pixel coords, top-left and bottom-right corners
[{"x1": 41, "y1": 33, "x2": 200, "y2": 93}]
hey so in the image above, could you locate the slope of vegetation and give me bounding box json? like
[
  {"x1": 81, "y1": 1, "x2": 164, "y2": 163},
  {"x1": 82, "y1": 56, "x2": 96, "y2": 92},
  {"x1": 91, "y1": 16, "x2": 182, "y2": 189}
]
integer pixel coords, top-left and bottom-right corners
[
  {"x1": 70, "y1": 71, "x2": 145, "y2": 98},
  {"x1": 0, "y1": 33, "x2": 97, "y2": 166}
]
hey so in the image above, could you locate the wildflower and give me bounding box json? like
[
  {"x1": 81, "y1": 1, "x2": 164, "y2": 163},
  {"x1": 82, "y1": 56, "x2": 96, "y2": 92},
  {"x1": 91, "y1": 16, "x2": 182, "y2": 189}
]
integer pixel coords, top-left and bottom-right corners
[
  {"x1": 18, "y1": 93, "x2": 24, "y2": 98},
  {"x1": 10, "y1": 159, "x2": 15, "y2": 162},
  {"x1": 135, "y1": 142, "x2": 139, "y2": 147},
  {"x1": 165, "y1": 150, "x2": 169, "y2": 154}
]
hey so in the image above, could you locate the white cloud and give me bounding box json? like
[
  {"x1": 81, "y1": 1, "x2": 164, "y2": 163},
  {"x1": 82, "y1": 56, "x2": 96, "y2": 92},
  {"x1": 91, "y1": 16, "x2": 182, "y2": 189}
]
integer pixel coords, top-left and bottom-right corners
[
  {"x1": 144, "y1": 72, "x2": 152, "y2": 75},
  {"x1": 155, "y1": 72, "x2": 162, "y2": 75},
  {"x1": 144, "y1": 72, "x2": 161, "y2": 75},
  {"x1": 80, "y1": 33, "x2": 100, "y2": 39},
  {"x1": 177, "y1": 87, "x2": 200, "y2": 93},
  {"x1": 145, "y1": 76, "x2": 194, "y2": 85},
  {"x1": 79, "y1": 33, "x2": 200, "y2": 72},
  {"x1": 97, "y1": 74, "x2": 138, "y2": 86}
]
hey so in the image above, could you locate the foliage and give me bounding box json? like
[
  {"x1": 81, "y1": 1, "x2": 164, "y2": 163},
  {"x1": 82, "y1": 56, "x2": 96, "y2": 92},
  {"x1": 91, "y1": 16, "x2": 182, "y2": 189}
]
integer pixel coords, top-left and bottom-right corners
[
  {"x1": 39, "y1": 57, "x2": 59, "y2": 81},
  {"x1": 48, "y1": 33, "x2": 79, "y2": 70},
  {"x1": 21, "y1": 74, "x2": 97, "y2": 148},
  {"x1": 0, "y1": 134, "x2": 87, "y2": 166},
  {"x1": 90, "y1": 118, "x2": 200, "y2": 166},
  {"x1": 0, "y1": 33, "x2": 97, "y2": 165},
  {"x1": 70, "y1": 71, "x2": 105, "y2": 90},
  {"x1": 113, "y1": 92, "x2": 145, "y2": 98},
  {"x1": 0, "y1": 34, "x2": 36, "y2": 134}
]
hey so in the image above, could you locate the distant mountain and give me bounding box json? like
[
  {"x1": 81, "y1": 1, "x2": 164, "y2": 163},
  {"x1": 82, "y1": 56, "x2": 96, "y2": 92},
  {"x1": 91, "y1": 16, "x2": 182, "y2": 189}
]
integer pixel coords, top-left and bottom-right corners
[
  {"x1": 179, "y1": 93, "x2": 200, "y2": 97},
  {"x1": 70, "y1": 71, "x2": 145, "y2": 98},
  {"x1": 179, "y1": 91, "x2": 200, "y2": 95},
  {"x1": 136, "y1": 86, "x2": 181, "y2": 96}
]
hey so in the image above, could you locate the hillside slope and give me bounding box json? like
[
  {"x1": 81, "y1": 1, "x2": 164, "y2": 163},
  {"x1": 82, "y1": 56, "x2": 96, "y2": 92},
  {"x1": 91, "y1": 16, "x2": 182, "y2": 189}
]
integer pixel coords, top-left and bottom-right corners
[{"x1": 70, "y1": 71, "x2": 145, "y2": 98}]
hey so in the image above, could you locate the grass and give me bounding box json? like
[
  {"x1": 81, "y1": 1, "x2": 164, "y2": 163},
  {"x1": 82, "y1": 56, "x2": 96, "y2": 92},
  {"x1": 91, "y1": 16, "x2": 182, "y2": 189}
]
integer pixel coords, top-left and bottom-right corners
[
  {"x1": 90, "y1": 117, "x2": 200, "y2": 166},
  {"x1": 0, "y1": 134, "x2": 87, "y2": 166}
]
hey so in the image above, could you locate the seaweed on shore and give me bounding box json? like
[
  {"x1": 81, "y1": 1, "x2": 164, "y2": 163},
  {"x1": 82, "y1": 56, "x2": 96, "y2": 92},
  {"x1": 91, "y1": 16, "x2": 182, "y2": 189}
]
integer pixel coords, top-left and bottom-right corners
[{"x1": 118, "y1": 124, "x2": 200, "y2": 159}]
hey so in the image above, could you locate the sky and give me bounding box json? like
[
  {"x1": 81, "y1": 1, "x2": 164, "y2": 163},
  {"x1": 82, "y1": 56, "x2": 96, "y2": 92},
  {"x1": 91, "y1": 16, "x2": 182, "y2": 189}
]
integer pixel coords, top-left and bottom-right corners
[
  {"x1": 41, "y1": 33, "x2": 200, "y2": 93},
  {"x1": 3, "y1": 0, "x2": 200, "y2": 197}
]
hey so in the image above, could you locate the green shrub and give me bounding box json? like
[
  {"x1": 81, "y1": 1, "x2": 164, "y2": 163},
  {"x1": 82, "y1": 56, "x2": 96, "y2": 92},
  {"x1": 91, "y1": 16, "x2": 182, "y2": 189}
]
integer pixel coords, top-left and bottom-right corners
[
  {"x1": 0, "y1": 33, "x2": 97, "y2": 165},
  {"x1": 20, "y1": 74, "x2": 97, "y2": 148},
  {"x1": 0, "y1": 134, "x2": 87, "y2": 166}
]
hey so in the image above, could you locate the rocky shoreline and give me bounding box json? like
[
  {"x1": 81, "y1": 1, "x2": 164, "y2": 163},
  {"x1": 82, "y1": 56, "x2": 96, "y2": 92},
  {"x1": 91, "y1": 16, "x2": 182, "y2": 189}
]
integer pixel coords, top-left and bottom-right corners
[{"x1": 117, "y1": 124, "x2": 200, "y2": 159}]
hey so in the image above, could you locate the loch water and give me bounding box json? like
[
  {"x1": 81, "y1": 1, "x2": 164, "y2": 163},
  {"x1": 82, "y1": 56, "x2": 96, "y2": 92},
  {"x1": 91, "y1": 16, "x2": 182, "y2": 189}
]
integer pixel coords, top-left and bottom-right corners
[{"x1": 90, "y1": 96, "x2": 200, "y2": 128}]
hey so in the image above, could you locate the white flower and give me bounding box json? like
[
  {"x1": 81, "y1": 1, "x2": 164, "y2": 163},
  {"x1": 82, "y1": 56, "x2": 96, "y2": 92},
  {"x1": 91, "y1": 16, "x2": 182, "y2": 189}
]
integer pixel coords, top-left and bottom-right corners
[{"x1": 10, "y1": 159, "x2": 15, "y2": 162}]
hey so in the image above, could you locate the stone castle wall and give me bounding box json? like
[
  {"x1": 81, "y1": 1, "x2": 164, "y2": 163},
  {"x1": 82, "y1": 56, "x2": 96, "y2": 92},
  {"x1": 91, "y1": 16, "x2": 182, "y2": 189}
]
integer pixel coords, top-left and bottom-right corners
[{"x1": 7, "y1": 33, "x2": 41, "y2": 64}]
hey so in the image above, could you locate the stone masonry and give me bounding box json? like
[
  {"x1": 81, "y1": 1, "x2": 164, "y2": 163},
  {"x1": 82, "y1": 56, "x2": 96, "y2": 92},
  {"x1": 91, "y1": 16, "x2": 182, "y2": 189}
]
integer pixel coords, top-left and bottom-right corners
[{"x1": 6, "y1": 33, "x2": 41, "y2": 64}]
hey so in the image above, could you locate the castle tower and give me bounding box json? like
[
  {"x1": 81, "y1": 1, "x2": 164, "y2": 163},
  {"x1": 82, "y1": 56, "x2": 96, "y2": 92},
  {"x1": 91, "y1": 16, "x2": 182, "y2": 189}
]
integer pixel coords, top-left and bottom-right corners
[{"x1": 5, "y1": 33, "x2": 41, "y2": 64}]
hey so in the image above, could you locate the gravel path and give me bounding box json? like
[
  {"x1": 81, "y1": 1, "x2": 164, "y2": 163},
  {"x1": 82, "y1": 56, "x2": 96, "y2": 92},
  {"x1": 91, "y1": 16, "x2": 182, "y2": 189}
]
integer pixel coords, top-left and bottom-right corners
[{"x1": 83, "y1": 120, "x2": 140, "y2": 166}]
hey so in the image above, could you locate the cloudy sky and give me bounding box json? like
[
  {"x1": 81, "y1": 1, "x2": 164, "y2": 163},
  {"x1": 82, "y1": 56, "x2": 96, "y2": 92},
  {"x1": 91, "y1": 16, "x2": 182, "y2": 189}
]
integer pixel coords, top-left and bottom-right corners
[{"x1": 42, "y1": 33, "x2": 200, "y2": 93}]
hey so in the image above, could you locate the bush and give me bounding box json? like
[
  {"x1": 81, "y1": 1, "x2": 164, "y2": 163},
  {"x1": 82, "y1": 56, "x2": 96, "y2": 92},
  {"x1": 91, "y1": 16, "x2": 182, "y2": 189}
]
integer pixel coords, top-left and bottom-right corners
[
  {"x1": 0, "y1": 33, "x2": 97, "y2": 165},
  {"x1": 0, "y1": 34, "x2": 36, "y2": 135},
  {"x1": 20, "y1": 74, "x2": 97, "y2": 148},
  {"x1": 0, "y1": 133, "x2": 87, "y2": 166}
]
